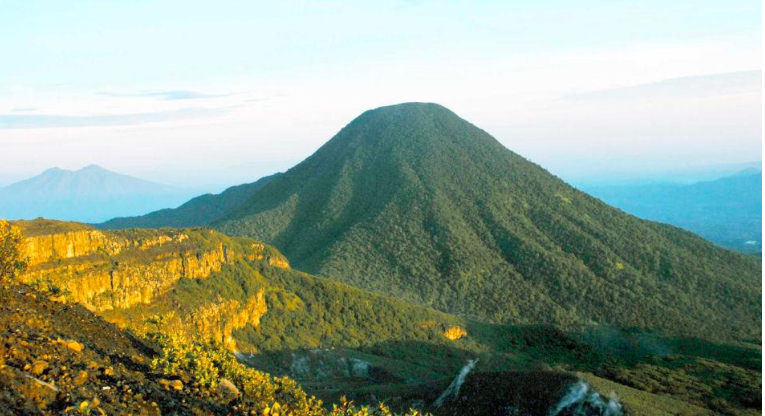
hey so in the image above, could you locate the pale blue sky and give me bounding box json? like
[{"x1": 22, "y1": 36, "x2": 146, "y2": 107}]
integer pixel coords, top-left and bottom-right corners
[{"x1": 0, "y1": 0, "x2": 761, "y2": 189}]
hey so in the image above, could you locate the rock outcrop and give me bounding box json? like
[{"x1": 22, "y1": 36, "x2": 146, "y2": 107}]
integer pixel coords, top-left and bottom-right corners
[
  {"x1": 187, "y1": 290, "x2": 268, "y2": 350},
  {"x1": 247, "y1": 243, "x2": 290, "y2": 269},
  {"x1": 20, "y1": 239, "x2": 227, "y2": 311},
  {"x1": 18, "y1": 220, "x2": 192, "y2": 268},
  {"x1": 22, "y1": 229, "x2": 112, "y2": 267},
  {"x1": 443, "y1": 326, "x2": 468, "y2": 341},
  {"x1": 15, "y1": 220, "x2": 288, "y2": 314}
]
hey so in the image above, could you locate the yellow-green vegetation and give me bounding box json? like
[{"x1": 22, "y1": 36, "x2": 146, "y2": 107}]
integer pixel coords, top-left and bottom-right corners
[
  {"x1": 327, "y1": 398, "x2": 424, "y2": 416},
  {"x1": 0, "y1": 219, "x2": 27, "y2": 282},
  {"x1": 150, "y1": 332, "x2": 428, "y2": 416},
  {"x1": 150, "y1": 332, "x2": 325, "y2": 414},
  {"x1": 130, "y1": 259, "x2": 763, "y2": 415},
  {"x1": 13, "y1": 218, "x2": 96, "y2": 237}
]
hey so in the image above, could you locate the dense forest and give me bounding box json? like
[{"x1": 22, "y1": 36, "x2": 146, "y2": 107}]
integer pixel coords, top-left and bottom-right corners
[{"x1": 200, "y1": 103, "x2": 761, "y2": 341}]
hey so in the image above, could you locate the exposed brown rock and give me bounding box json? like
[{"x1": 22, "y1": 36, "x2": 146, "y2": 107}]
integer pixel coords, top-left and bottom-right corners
[
  {"x1": 443, "y1": 326, "x2": 468, "y2": 341},
  {"x1": 48, "y1": 295, "x2": 66, "y2": 304},
  {"x1": 267, "y1": 256, "x2": 290, "y2": 269},
  {"x1": 217, "y1": 378, "x2": 240, "y2": 401},
  {"x1": 73, "y1": 370, "x2": 88, "y2": 386},
  {"x1": 57, "y1": 339, "x2": 84, "y2": 352},
  {"x1": 159, "y1": 379, "x2": 183, "y2": 391},
  {"x1": 19, "y1": 230, "x2": 227, "y2": 311},
  {"x1": 21, "y1": 229, "x2": 113, "y2": 267},
  {"x1": 30, "y1": 360, "x2": 48, "y2": 375},
  {"x1": 186, "y1": 289, "x2": 268, "y2": 350},
  {"x1": 17, "y1": 224, "x2": 289, "y2": 316}
]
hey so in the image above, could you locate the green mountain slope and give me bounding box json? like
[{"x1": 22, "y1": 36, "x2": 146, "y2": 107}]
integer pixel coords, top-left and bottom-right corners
[
  {"x1": 211, "y1": 102, "x2": 760, "y2": 341},
  {"x1": 99, "y1": 173, "x2": 280, "y2": 229}
]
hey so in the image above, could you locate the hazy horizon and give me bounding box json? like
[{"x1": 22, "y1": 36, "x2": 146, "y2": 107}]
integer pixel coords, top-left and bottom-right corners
[
  {"x1": 1, "y1": 1, "x2": 761, "y2": 190},
  {"x1": 0, "y1": 148, "x2": 761, "y2": 194}
]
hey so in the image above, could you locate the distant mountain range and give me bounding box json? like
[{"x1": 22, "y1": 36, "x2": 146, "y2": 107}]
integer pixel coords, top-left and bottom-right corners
[
  {"x1": 582, "y1": 170, "x2": 762, "y2": 253},
  {"x1": 100, "y1": 102, "x2": 761, "y2": 342},
  {"x1": 569, "y1": 160, "x2": 763, "y2": 187},
  {"x1": 0, "y1": 165, "x2": 196, "y2": 223}
]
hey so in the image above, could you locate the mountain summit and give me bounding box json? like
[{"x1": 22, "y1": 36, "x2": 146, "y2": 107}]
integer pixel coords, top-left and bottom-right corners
[
  {"x1": 106, "y1": 103, "x2": 761, "y2": 340},
  {"x1": 215, "y1": 103, "x2": 760, "y2": 339}
]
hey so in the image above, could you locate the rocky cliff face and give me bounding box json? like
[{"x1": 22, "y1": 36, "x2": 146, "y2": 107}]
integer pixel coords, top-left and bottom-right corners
[
  {"x1": 19, "y1": 221, "x2": 194, "y2": 267},
  {"x1": 22, "y1": 229, "x2": 112, "y2": 266},
  {"x1": 15, "y1": 221, "x2": 288, "y2": 315},
  {"x1": 14, "y1": 220, "x2": 288, "y2": 353},
  {"x1": 21, "y1": 245, "x2": 227, "y2": 311},
  {"x1": 185, "y1": 290, "x2": 268, "y2": 350}
]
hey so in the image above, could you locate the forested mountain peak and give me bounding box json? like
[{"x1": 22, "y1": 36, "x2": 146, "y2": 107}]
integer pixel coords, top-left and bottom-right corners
[
  {"x1": 211, "y1": 103, "x2": 760, "y2": 341},
  {"x1": 285, "y1": 102, "x2": 521, "y2": 177}
]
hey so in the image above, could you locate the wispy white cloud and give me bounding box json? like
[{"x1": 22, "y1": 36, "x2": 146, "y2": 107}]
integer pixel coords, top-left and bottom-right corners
[
  {"x1": 99, "y1": 90, "x2": 229, "y2": 100},
  {"x1": 0, "y1": 107, "x2": 230, "y2": 129},
  {"x1": 564, "y1": 70, "x2": 761, "y2": 101},
  {"x1": 244, "y1": 93, "x2": 286, "y2": 103}
]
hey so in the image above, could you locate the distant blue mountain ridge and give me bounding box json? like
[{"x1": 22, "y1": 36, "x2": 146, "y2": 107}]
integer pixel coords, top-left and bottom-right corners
[
  {"x1": 581, "y1": 169, "x2": 762, "y2": 253},
  {"x1": 0, "y1": 165, "x2": 197, "y2": 223}
]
